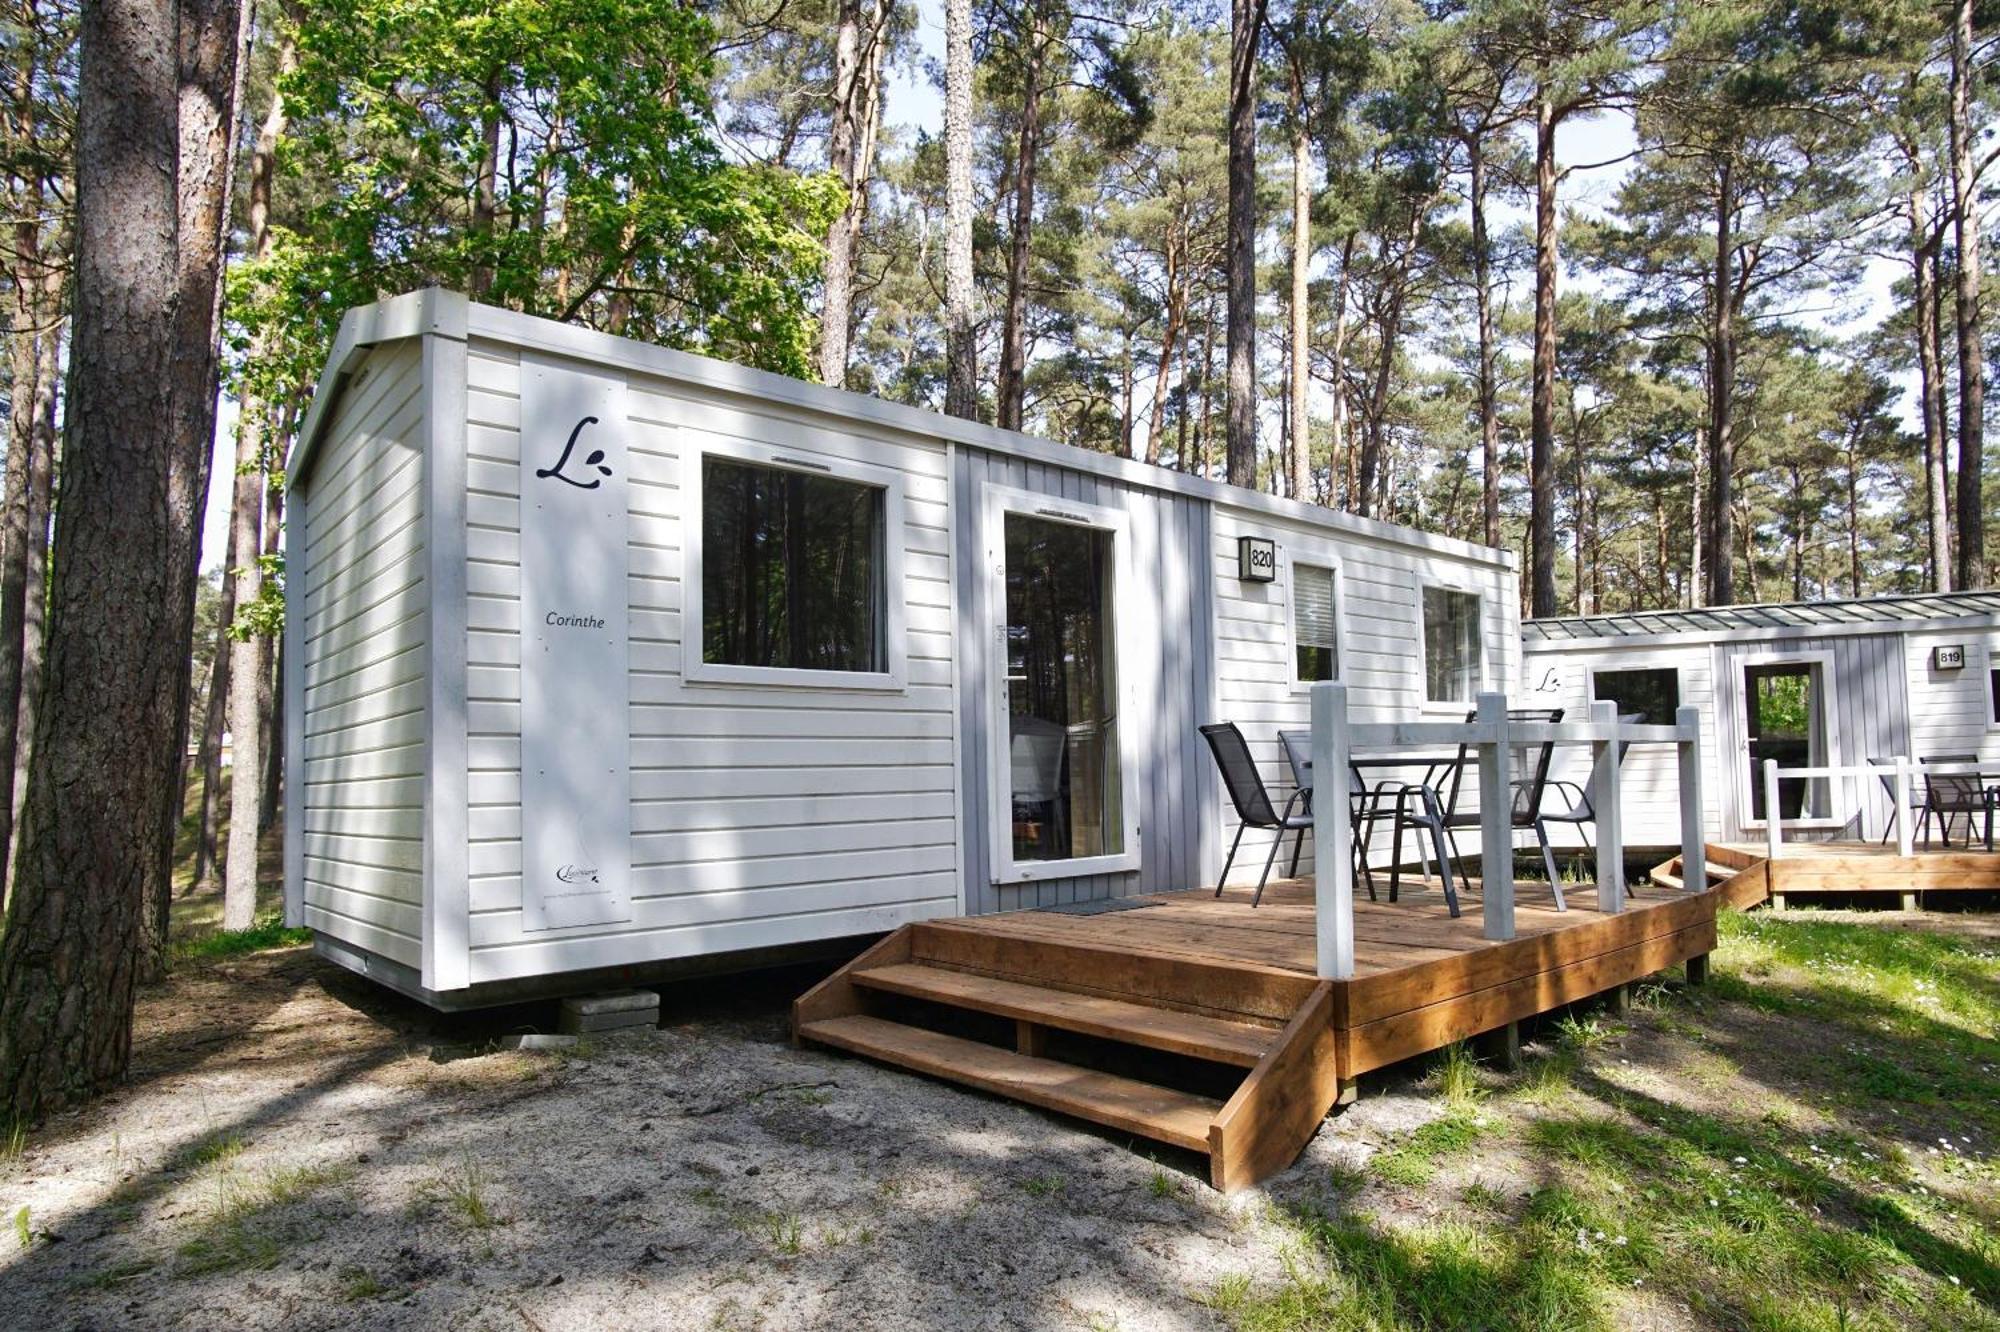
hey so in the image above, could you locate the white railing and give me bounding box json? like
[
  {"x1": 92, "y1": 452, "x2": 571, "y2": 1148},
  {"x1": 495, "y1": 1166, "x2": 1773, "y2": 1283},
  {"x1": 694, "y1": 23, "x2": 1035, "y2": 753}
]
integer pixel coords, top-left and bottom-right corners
[
  {"x1": 1759, "y1": 757, "x2": 1993, "y2": 860},
  {"x1": 1309, "y1": 685, "x2": 1705, "y2": 980}
]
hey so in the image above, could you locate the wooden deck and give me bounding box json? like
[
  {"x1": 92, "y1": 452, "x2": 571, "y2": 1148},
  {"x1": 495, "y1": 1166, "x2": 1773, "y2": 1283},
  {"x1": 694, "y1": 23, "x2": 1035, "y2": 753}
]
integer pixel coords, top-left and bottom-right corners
[
  {"x1": 795, "y1": 875, "x2": 1718, "y2": 1192},
  {"x1": 1695, "y1": 840, "x2": 2000, "y2": 910}
]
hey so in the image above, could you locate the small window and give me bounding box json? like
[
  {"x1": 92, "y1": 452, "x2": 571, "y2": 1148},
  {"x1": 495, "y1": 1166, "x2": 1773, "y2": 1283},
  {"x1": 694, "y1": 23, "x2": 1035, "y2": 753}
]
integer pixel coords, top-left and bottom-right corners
[
  {"x1": 1990, "y1": 666, "x2": 2000, "y2": 726},
  {"x1": 1593, "y1": 667, "x2": 1679, "y2": 726},
  {"x1": 701, "y1": 455, "x2": 885, "y2": 673},
  {"x1": 1293, "y1": 563, "x2": 1339, "y2": 682},
  {"x1": 1421, "y1": 587, "x2": 1484, "y2": 704}
]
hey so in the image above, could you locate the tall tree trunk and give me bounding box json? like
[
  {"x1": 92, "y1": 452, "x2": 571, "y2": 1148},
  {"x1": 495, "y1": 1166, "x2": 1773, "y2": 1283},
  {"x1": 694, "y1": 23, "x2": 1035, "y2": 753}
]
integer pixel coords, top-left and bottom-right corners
[
  {"x1": 1470, "y1": 135, "x2": 1501, "y2": 549},
  {"x1": 1949, "y1": 0, "x2": 1985, "y2": 587},
  {"x1": 942, "y1": 0, "x2": 978, "y2": 420},
  {"x1": 6, "y1": 311, "x2": 59, "y2": 904},
  {"x1": 1845, "y1": 444, "x2": 1863, "y2": 597},
  {"x1": 1528, "y1": 77, "x2": 1559, "y2": 617},
  {"x1": 818, "y1": 0, "x2": 864, "y2": 388},
  {"x1": 220, "y1": 22, "x2": 294, "y2": 931},
  {"x1": 997, "y1": 10, "x2": 1043, "y2": 433},
  {"x1": 1689, "y1": 428, "x2": 1705, "y2": 608},
  {"x1": 469, "y1": 68, "x2": 502, "y2": 300},
  {"x1": 140, "y1": 0, "x2": 248, "y2": 974},
  {"x1": 1145, "y1": 237, "x2": 1184, "y2": 465},
  {"x1": 1286, "y1": 64, "x2": 1312, "y2": 502},
  {"x1": 1705, "y1": 161, "x2": 1737, "y2": 607},
  {"x1": 222, "y1": 469, "x2": 264, "y2": 930},
  {"x1": 258, "y1": 478, "x2": 283, "y2": 832},
  {"x1": 1912, "y1": 185, "x2": 1953, "y2": 590},
  {"x1": 191, "y1": 524, "x2": 237, "y2": 890},
  {"x1": 1328, "y1": 231, "x2": 1354, "y2": 509},
  {"x1": 1224, "y1": 0, "x2": 1266, "y2": 490},
  {"x1": 0, "y1": 0, "x2": 192, "y2": 1123}
]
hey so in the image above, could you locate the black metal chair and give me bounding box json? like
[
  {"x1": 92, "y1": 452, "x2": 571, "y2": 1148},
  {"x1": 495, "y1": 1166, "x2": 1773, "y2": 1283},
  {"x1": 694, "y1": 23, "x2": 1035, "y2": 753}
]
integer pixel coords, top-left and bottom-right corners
[
  {"x1": 1202, "y1": 722, "x2": 1312, "y2": 906},
  {"x1": 1396, "y1": 708, "x2": 1564, "y2": 912},
  {"x1": 1918, "y1": 754, "x2": 1995, "y2": 849},
  {"x1": 1278, "y1": 729, "x2": 1396, "y2": 902},
  {"x1": 1533, "y1": 713, "x2": 1641, "y2": 900}
]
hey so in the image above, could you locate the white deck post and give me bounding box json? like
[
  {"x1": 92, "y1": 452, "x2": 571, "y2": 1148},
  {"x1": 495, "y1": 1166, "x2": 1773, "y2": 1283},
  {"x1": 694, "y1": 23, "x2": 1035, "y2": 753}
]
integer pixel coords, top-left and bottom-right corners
[
  {"x1": 1763, "y1": 759, "x2": 1783, "y2": 862},
  {"x1": 1676, "y1": 706, "x2": 1705, "y2": 890},
  {"x1": 1589, "y1": 700, "x2": 1625, "y2": 913},
  {"x1": 1311, "y1": 681, "x2": 1355, "y2": 980},
  {"x1": 1477, "y1": 691, "x2": 1514, "y2": 941},
  {"x1": 1894, "y1": 757, "x2": 1915, "y2": 858}
]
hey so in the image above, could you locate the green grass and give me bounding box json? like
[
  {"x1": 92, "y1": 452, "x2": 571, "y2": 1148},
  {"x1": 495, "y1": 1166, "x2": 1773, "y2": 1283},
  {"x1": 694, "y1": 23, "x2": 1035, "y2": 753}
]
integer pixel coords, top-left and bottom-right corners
[
  {"x1": 171, "y1": 915, "x2": 311, "y2": 963},
  {"x1": 1219, "y1": 912, "x2": 2000, "y2": 1332},
  {"x1": 173, "y1": 1158, "x2": 354, "y2": 1276}
]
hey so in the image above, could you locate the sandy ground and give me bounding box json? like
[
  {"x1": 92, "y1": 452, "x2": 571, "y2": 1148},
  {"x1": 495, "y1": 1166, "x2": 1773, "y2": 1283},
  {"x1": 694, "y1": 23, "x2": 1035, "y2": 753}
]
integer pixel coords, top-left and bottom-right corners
[{"x1": 2, "y1": 947, "x2": 1343, "y2": 1332}]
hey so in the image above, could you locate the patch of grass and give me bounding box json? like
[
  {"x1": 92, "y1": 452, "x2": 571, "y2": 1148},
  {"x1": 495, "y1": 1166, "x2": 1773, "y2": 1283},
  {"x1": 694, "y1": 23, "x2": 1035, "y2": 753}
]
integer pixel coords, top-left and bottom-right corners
[
  {"x1": 72, "y1": 1256, "x2": 156, "y2": 1290},
  {"x1": 1, "y1": 1119, "x2": 26, "y2": 1161},
  {"x1": 338, "y1": 1265, "x2": 388, "y2": 1301},
  {"x1": 761, "y1": 1210, "x2": 803, "y2": 1254},
  {"x1": 172, "y1": 915, "x2": 311, "y2": 963},
  {"x1": 12, "y1": 1204, "x2": 31, "y2": 1250},
  {"x1": 174, "y1": 1158, "x2": 355, "y2": 1276},
  {"x1": 1371, "y1": 1107, "x2": 1488, "y2": 1188},
  {"x1": 437, "y1": 1158, "x2": 501, "y2": 1230},
  {"x1": 1021, "y1": 1173, "x2": 1065, "y2": 1198},
  {"x1": 1431, "y1": 1041, "x2": 1487, "y2": 1108},
  {"x1": 1147, "y1": 1168, "x2": 1178, "y2": 1199}
]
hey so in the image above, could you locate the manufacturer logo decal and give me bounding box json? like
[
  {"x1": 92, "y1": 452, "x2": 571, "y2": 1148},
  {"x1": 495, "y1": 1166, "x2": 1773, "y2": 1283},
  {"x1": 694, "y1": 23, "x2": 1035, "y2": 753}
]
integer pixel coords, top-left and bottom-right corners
[{"x1": 535, "y1": 415, "x2": 614, "y2": 490}]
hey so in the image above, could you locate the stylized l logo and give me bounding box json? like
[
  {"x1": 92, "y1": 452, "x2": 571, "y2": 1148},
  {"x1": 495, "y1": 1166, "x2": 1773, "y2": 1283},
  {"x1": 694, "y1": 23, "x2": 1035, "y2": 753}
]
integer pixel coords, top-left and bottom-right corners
[{"x1": 536, "y1": 416, "x2": 612, "y2": 490}]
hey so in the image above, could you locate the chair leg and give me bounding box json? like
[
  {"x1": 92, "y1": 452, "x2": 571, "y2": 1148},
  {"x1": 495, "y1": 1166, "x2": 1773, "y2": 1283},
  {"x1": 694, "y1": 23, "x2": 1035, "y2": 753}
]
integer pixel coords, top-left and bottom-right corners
[
  {"x1": 1217, "y1": 822, "x2": 1247, "y2": 897},
  {"x1": 1288, "y1": 825, "x2": 1305, "y2": 878},
  {"x1": 1429, "y1": 818, "x2": 1460, "y2": 917},
  {"x1": 1538, "y1": 819, "x2": 1566, "y2": 912},
  {"x1": 1253, "y1": 826, "x2": 1288, "y2": 908}
]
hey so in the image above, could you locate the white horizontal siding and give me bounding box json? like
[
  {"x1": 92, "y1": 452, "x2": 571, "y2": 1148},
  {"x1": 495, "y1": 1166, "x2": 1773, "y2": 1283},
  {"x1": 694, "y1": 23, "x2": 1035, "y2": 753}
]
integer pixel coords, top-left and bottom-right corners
[
  {"x1": 296, "y1": 344, "x2": 429, "y2": 971},
  {"x1": 1904, "y1": 631, "x2": 2000, "y2": 763},
  {"x1": 459, "y1": 338, "x2": 959, "y2": 985},
  {"x1": 1519, "y1": 641, "x2": 1725, "y2": 848},
  {"x1": 1209, "y1": 506, "x2": 1522, "y2": 882}
]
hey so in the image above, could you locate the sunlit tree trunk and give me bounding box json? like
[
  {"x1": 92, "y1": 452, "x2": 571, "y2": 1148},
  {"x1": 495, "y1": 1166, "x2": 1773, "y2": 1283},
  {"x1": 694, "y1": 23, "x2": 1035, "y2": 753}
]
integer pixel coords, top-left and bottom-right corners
[
  {"x1": 1948, "y1": 0, "x2": 1984, "y2": 587},
  {"x1": 942, "y1": 0, "x2": 977, "y2": 420},
  {"x1": 1224, "y1": 0, "x2": 1266, "y2": 489}
]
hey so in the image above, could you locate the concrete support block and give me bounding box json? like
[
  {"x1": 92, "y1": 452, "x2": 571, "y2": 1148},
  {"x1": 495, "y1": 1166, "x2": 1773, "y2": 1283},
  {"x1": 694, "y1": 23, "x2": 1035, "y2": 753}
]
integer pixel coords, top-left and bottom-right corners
[{"x1": 559, "y1": 989, "x2": 660, "y2": 1035}]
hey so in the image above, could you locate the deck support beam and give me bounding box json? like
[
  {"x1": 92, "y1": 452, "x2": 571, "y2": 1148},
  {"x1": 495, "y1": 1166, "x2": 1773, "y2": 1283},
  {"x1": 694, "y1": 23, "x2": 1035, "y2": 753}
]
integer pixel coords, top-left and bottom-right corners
[
  {"x1": 1477, "y1": 1020, "x2": 1522, "y2": 1071},
  {"x1": 1685, "y1": 953, "x2": 1709, "y2": 986},
  {"x1": 1603, "y1": 982, "x2": 1630, "y2": 1016}
]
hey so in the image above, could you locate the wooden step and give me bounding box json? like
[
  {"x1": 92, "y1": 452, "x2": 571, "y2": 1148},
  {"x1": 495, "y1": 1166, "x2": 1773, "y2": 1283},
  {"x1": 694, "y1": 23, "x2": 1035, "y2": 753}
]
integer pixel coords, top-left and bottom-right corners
[
  {"x1": 798, "y1": 1014, "x2": 1221, "y2": 1153},
  {"x1": 853, "y1": 962, "x2": 1277, "y2": 1067}
]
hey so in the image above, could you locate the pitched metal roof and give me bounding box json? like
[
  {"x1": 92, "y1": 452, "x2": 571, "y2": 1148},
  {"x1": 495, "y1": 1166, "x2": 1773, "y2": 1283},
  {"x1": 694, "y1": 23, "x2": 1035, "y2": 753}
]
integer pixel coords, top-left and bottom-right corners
[{"x1": 1523, "y1": 590, "x2": 2000, "y2": 642}]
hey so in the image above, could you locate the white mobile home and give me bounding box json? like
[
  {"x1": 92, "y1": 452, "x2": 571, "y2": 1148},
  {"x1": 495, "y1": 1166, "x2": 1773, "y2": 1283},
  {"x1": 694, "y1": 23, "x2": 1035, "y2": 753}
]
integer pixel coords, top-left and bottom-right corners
[
  {"x1": 1523, "y1": 592, "x2": 2000, "y2": 847},
  {"x1": 284, "y1": 290, "x2": 1519, "y2": 1007}
]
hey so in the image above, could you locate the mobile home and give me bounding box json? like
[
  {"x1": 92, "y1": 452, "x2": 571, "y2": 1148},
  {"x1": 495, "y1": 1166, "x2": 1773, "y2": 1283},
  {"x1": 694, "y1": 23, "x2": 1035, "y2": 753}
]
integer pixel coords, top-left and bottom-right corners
[
  {"x1": 285, "y1": 290, "x2": 1519, "y2": 1008},
  {"x1": 1522, "y1": 591, "x2": 2000, "y2": 847}
]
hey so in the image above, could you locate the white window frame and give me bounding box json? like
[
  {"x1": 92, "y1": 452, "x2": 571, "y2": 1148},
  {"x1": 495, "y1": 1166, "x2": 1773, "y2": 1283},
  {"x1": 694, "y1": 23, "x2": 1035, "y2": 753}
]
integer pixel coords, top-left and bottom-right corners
[
  {"x1": 1285, "y1": 545, "x2": 1346, "y2": 694},
  {"x1": 1584, "y1": 660, "x2": 1686, "y2": 727},
  {"x1": 1733, "y1": 648, "x2": 1843, "y2": 832},
  {"x1": 681, "y1": 434, "x2": 908, "y2": 691},
  {"x1": 1414, "y1": 581, "x2": 1490, "y2": 713},
  {"x1": 983, "y1": 483, "x2": 1143, "y2": 884}
]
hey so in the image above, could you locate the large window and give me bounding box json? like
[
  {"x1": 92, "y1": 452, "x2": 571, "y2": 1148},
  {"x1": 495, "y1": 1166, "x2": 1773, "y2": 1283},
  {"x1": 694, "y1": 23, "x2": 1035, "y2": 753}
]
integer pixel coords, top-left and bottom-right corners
[
  {"x1": 1003, "y1": 513, "x2": 1124, "y2": 864},
  {"x1": 1989, "y1": 666, "x2": 2000, "y2": 726},
  {"x1": 1421, "y1": 586, "x2": 1484, "y2": 704},
  {"x1": 701, "y1": 455, "x2": 885, "y2": 674},
  {"x1": 1593, "y1": 667, "x2": 1679, "y2": 726},
  {"x1": 1293, "y1": 563, "x2": 1340, "y2": 683}
]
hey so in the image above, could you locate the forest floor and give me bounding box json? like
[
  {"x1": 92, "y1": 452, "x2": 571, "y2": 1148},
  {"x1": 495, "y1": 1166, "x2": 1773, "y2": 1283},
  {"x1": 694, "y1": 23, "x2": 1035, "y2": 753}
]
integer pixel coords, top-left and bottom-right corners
[{"x1": 1, "y1": 899, "x2": 1996, "y2": 1332}]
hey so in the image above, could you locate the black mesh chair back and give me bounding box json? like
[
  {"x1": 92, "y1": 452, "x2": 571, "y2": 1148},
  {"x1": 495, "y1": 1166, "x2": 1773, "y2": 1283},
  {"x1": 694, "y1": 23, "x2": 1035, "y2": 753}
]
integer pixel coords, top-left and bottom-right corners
[
  {"x1": 1202, "y1": 723, "x2": 1281, "y2": 828},
  {"x1": 1439, "y1": 707, "x2": 1564, "y2": 822},
  {"x1": 1922, "y1": 755, "x2": 1984, "y2": 811}
]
